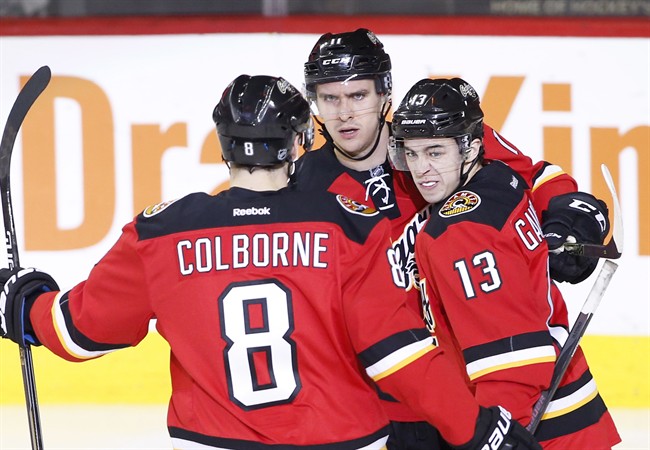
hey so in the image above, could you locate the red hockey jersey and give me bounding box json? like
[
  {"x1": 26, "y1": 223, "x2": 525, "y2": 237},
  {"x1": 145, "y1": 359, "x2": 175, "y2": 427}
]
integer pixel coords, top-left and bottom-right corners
[
  {"x1": 295, "y1": 123, "x2": 579, "y2": 421},
  {"x1": 29, "y1": 187, "x2": 484, "y2": 449},
  {"x1": 415, "y1": 161, "x2": 620, "y2": 449}
]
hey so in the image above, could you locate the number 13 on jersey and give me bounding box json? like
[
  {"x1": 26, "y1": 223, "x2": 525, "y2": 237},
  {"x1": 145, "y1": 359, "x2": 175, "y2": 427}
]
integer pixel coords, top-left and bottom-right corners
[{"x1": 454, "y1": 251, "x2": 502, "y2": 299}]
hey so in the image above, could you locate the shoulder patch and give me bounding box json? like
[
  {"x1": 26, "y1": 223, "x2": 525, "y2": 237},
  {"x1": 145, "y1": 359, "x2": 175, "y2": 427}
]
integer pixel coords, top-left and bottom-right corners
[
  {"x1": 439, "y1": 191, "x2": 481, "y2": 218},
  {"x1": 143, "y1": 198, "x2": 179, "y2": 218},
  {"x1": 336, "y1": 195, "x2": 379, "y2": 217}
]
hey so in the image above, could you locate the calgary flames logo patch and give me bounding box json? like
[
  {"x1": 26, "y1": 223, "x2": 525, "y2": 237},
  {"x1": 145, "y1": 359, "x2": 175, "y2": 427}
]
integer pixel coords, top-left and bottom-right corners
[
  {"x1": 143, "y1": 198, "x2": 178, "y2": 218},
  {"x1": 336, "y1": 195, "x2": 379, "y2": 217},
  {"x1": 439, "y1": 191, "x2": 481, "y2": 218}
]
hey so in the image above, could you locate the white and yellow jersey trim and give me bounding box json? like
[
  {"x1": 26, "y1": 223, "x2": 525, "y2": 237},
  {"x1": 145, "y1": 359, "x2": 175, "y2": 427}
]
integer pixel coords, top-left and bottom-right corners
[
  {"x1": 366, "y1": 337, "x2": 435, "y2": 382},
  {"x1": 466, "y1": 344, "x2": 556, "y2": 381},
  {"x1": 531, "y1": 164, "x2": 566, "y2": 193},
  {"x1": 51, "y1": 291, "x2": 122, "y2": 360},
  {"x1": 541, "y1": 377, "x2": 599, "y2": 420}
]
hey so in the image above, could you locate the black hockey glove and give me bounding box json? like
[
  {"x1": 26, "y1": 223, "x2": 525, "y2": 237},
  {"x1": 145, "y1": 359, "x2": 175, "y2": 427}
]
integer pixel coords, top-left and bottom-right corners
[
  {"x1": 451, "y1": 406, "x2": 541, "y2": 450},
  {"x1": 0, "y1": 267, "x2": 59, "y2": 347},
  {"x1": 542, "y1": 191, "x2": 610, "y2": 284}
]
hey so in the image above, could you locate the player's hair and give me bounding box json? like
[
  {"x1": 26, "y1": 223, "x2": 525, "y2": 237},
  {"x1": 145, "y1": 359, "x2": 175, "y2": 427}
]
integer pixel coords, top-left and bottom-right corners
[
  {"x1": 389, "y1": 78, "x2": 485, "y2": 171},
  {"x1": 303, "y1": 28, "x2": 392, "y2": 100},
  {"x1": 213, "y1": 75, "x2": 313, "y2": 167}
]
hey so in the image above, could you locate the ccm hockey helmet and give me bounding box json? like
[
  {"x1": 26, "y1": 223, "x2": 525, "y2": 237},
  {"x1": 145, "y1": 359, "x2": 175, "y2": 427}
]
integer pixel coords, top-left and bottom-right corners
[
  {"x1": 213, "y1": 75, "x2": 313, "y2": 166},
  {"x1": 390, "y1": 78, "x2": 484, "y2": 170},
  {"x1": 304, "y1": 28, "x2": 392, "y2": 100}
]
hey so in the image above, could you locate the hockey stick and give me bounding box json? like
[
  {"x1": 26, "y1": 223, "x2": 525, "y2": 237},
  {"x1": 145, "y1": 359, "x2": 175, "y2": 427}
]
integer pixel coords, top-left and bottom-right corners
[
  {"x1": 1, "y1": 65, "x2": 52, "y2": 450},
  {"x1": 527, "y1": 165, "x2": 623, "y2": 434},
  {"x1": 527, "y1": 259, "x2": 618, "y2": 434},
  {"x1": 563, "y1": 164, "x2": 623, "y2": 259}
]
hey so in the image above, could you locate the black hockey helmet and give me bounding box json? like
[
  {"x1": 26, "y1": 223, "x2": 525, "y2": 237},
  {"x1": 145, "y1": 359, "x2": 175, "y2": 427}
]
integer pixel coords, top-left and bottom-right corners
[
  {"x1": 304, "y1": 28, "x2": 392, "y2": 100},
  {"x1": 213, "y1": 75, "x2": 313, "y2": 166},
  {"x1": 390, "y1": 78, "x2": 484, "y2": 170}
]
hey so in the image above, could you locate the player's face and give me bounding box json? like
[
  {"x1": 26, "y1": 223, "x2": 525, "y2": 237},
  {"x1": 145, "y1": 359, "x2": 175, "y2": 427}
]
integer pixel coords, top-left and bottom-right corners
[
  {"x1": 314, "y1": 79, "x2": 386, "y2": 158},
  {"x1": 404, "y1": 137, "x2": 465, "y2": 204}
]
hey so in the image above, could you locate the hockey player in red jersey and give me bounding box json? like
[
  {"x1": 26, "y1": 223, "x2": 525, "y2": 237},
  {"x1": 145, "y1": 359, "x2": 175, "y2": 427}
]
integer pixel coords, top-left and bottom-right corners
[
  {"x1": 390, "y1": 77, "x2": 621, "y2": 449},
  {"x1": 299, "y1": 28, "x2": 608, "y2": 291},
  {"x1": 0, "y1": 75, "x2": 542, "y2": 450},
  {"x1": 296, "y1": 28, "x2": 613, "y2": 450}
]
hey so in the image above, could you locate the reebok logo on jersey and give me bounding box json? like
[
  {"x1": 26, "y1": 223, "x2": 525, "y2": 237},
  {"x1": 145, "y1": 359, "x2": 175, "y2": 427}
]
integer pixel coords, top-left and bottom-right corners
[
  {"x1": 336, "y1": 195, "x2": 379, "y2": 217},
  {"x1": 439, "y1": 191, "x2": 481, "y2": 218},
  {"x1": 233, "y1": 207, "x2": 271, "y2": 217}
]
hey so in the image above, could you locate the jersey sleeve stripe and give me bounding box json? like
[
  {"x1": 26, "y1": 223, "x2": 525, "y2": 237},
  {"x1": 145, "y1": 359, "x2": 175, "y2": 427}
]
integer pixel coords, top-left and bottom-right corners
[
  {"x1": 51, "y1": 292, "x2": 126, "y2": 359},
  {"x1": 531, "y1": 164, "x2": 566, "y2": 192},
  {"x1": 463, "y1": 330, "x2": 554, "y2": 362},
  {"x1": 463, "y1": 331, "x2": 557, "y2": 380},
  {"x1": 358, "y1": 328, "x2": 433, "y2": 366},
  {"x1": 542, "y1": 377, "x2": 599, "y2": 420},
  {"x1": 534, "y1": 369, "x2": 610, "y2": 441},
  {"x1": 365, "y1": 338, "x2": 436, "y2": 382},
  {"x1": 466, "y1": 346, "x2": 557, "y2": 380}
]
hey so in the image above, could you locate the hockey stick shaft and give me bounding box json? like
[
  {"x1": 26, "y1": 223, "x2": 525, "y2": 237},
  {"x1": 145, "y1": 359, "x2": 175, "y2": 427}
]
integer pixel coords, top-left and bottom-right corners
[
  {"x1": 527, "y1": 259, "x2": 618, "y2": 434},
  {"x1": 1, "y1": 65, "x2": 52, "y2": 450}
]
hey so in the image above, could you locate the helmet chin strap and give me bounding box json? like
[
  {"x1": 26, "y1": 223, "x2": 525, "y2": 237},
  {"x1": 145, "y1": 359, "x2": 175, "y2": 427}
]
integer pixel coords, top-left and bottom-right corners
[
  {"x1": 321, "y1": 100, "x2": 391, "y2": 163},
  {"x1": 457, "y1": 145, "x2": 482, "y2": 189}
]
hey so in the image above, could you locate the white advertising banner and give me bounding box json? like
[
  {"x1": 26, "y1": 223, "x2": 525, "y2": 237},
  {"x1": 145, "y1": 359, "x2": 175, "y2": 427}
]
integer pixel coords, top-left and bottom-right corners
[{"x1": 0, "y1": 33, "x2": 648, "y2": 335}]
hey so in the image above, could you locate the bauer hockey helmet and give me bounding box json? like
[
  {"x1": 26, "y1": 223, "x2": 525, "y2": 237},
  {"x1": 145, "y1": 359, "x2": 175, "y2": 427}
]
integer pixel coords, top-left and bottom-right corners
[
  {"x1": 389, "y1": 78, "x2": 484, "y2": 171},
  {"x1": 213, "y1": 75, "x2": 314, "y2": 166},
  {"x1": 304, "y1": 28, "x2": 392, "y2": 100}
]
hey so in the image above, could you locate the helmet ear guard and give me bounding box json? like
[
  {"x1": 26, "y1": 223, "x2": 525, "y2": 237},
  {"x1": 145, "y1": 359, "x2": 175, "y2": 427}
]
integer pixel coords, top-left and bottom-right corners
[
  {"x1": 298, "y1": 116, "x2": 315, "y2": 151},
  {"x1": 388, "y1": 135, "x2": 409, "y2": 171}
]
